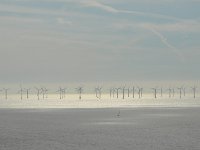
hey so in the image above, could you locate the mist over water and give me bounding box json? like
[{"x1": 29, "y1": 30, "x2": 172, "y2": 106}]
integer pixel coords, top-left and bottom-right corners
[
  {"x1": 0, "y1": 80, "x2": 199, "y2": 93},
  {"x1": 1, "y1": 80, "x2": 199, "y2": 108}
]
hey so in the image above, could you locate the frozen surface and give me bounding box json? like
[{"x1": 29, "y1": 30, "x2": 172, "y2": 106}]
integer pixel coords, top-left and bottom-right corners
[{"x1": 0, "y1": 107, "x2": 200, "y2": 150}]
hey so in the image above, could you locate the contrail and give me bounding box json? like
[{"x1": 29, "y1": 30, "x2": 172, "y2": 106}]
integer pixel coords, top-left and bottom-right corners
[
  {"x1": 81, "y1": 1, "x2": 118, "y2": 13},
  {"x1": 82, "y1": 0, "x2": 185, "y2": 61},
  {"x1": 147, "y1": 27, "x2": 185, "y2": 62},
  {"x1": 81, "y1": 0, "x2": 184, "y2": 21}
]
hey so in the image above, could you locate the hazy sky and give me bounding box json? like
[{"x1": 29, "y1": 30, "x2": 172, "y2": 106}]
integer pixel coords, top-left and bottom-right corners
[{"x1": 0, "y1": 0, "x2": 200, "y2": 83}]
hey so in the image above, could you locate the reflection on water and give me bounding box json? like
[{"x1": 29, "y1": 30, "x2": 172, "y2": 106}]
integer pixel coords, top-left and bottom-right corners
[
  {"x1": 87, "y1": 121, "x2": 134, "y2": 126},
  {"x1": 93, "y1": 122, "x2": 133, "y2": 125},
  {"x1": 144, "y1": 113, "x2": 182, "y2": 117}
]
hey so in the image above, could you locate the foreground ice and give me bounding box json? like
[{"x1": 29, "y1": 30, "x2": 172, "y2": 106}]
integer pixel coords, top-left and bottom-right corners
[{"x1": 0, "y1": 107, "x2": 200, "y2": 150}]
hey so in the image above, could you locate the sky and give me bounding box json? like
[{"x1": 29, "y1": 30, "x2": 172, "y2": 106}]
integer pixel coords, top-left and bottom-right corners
[{"x1": 0, "y1": 0, "x2": 200, "y2": 84}]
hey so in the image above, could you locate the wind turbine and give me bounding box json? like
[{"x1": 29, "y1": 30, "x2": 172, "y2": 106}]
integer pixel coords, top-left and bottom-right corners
[
  {"x1": 41, "y1": 88, "x2": 45, "y2": 99},
  {"x1": 98, "y1": 87, "x2": 102, "y2": 99},
  {"x1": 95, "y1": 87, "x2": 102, "y2": 99},
  {"x1": 137, "y1": 86, "x2": 143, "y2": 99},
  {"x1": 160, "y1": 87, "x2": 163, "y2": 97},
  {"x1": 177, "y1": 87, "x2": 182, "y2": 99},
  {"x1": 115, "y1": 87, "x2": 121, "y2": 99},
  {"x1": 41, "y1": 87, "x2": 48, "y2": 99},
  {"x1": 122, "y1": 86, "x2": 126, "y2": 99},
  {"x1": 140, "y1": 88, "x2": 143, "y2": 98},
  {"x1": 35, "y1": 87, "x2": 41, "y2": 100},
  {"x1": 112, "y1": 88, "x2": 116, "y2": 98},
  {"x1": 109, "y1": 88, "x2": 113, "y2": 99},
  {"x1": 132, "y1": 86, "x2": 135, "y2": 98},
  {"x1": 95, "y1": 87, "x2": 99, "y2": 98},
  {"x1": 18, "y1": 85, "x2": 24, "y2": 100},
  {"x1": 2, "y1": 88, "x2": 9, "y2": 100},
  {"x1": 127, "y1": 87, "x2": 130, "y2": 97},
  {"x1": 137, "y1": 87, "x2": 141, "y2": 99},
  {"x1": 167, "y1": 88, "x2": 172, "y2": 98},
  {"x1": 182, "y1": 87, "x2": 186, "y2": 97},
  {"x1": 191, "y1": 86, "x2": 197, "y2": 99},
  {"x1": 109, "y1": 87, "x2": 115, "y2": 99},
  {"x1": 24, "y1": 88, "x2": 31, "y2": 99},
  {"x1": 152, "y1": 88, "x2": 157, "y2": 99},
  {"x1": 76, "y1": 87, "x2": 83, "y2": 100},
  {"x1": 172, "y1": 88, "x2": 175, "y2": 97},
  {"x1": 44, "y1": 88, "x2": 49, "y2": 99},
  {"x1": 57, "y1": 87, "x2": 63, "y2": 99},
  {"x1": 62, "y1": 88, "x2": 67, "y2": 99}
]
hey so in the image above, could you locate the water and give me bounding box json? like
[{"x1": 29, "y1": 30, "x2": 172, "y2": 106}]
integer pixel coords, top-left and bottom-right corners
[{"x1": 0, "y1": 108, "x2": 200, "y2": 150}]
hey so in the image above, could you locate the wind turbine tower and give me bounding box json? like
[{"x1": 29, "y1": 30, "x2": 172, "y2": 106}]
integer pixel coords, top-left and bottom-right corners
[
  {"x1": 41, "y1": 88, "x2": 45, "y2": 99},
  {"x1": 76, "y1": 87, "x2": 83, "y2": 100},
  {"x1": 172, "y1": 88, "x2": 175, "y2": 97},
  {"x1": 35, "y1": 87, "x2": 41, "y2": 100},
  {"x1": 132, "y1": 86, "x2": 135, "y2": 98},
  {"x1": 44, "y1": 88, "x2": 49, "y2": 99},
  {"x1": 177, "y1": 87, "x2": 182, "y2": 99},
  {"x1": 24, "y1": 88, "x2": 31, "y2": 99},
  {"x1": 122, "y1": 86, "x2": 126, "y2": 99},
  {"x1": 57, "y1": 87, "x2": 63, "y2": 99},
  {"x1": 19, "y1": 86, "x2": 24, "y2": 100},
  {"x1": 112, "y1": 88, "x2": 115, "y2": 98},
  {"x1": 191, "y1": 86, "x2": 197, "y2": 99},
  {"x1": 168, "y1": 88, "x2": 172, "y2": 98},
  {"x1": 62, "y1": 88, "x2": 66, "y2": 99},
  {"x1": 152, "y1": 88, "x2": 157, "y2": 99},
  {"x1": 115, "y1": 88, "x2": 121, "y2": 99},
  {"x1": 98, "y1": 87, "x2": 102, "y2": 99},
  {"x1": 41, "y1": 87, "x2": 48, "y2": 99},
  {"x1": 140, "y1": 88, "x2": 143, "y2": 98},
  {"x1": 95, "y1": 87, "x2": 99, "y2": 99},
  {"x1": 127, "y1": 87, "x2": 130, "y2": 97},
  {"x1": 2, "y1": 88, "x2": 9, "y2": 100},
  {"x1": 137, "y1": 87, "x2": 141, "y2": 99},
  {"x1": 109, "y1": 88, "x2": 112, "y2": 99},
  {"x1": 183, "y1": 87, "x2": 186, "y2": 97}
]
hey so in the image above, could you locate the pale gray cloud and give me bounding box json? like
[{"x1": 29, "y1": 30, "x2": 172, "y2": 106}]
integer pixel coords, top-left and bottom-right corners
[
  {"x1": 81, "y1": 0, "x2": 118, "y2": 13},
  {"x1": 0, "y1": 0, "x2": 199, "y2": 83},
  {"x1": 146, "y1": 27, "x2": 185, "y2": 62},
  {"x1": 139, "y1": 21, "x2": 200, "y2": 32},
  {"x1": 81, "y1": 0, "x2": 185, "y2": 21},
  {"x1": 0, "y1": 4, "x2": 60, "y2": 15}
]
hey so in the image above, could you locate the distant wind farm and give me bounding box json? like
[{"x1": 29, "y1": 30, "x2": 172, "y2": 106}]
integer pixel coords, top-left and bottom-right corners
[{"x1": 0, "y1": 84, "x2": 199, "y2": 101}]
